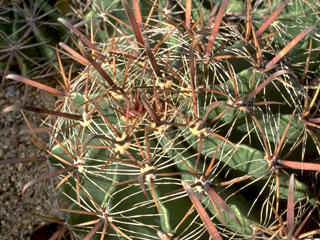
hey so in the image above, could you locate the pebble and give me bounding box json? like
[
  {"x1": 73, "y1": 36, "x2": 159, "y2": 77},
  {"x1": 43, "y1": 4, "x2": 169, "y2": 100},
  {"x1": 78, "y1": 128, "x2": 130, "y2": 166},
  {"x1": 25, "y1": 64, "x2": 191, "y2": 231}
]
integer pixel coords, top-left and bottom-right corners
[
  {"x1": 28, "y1": 224, "x2": 33, "y2": 231},
  {"x1": 10, "y1": 175, "x2": 16, "y2": 182},
  {"x1": 5, "y1": 85, "x2": 16, "y2": 98}
]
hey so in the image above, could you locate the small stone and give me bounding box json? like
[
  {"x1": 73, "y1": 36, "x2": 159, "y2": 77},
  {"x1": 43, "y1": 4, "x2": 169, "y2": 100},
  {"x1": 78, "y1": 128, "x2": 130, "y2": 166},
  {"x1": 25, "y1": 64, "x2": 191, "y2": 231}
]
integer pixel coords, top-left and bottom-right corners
[
  {"x1": 10, "y1": 128, "x2": 17, "y2": 135},
  {"x1": 2, "y1": 185, "x2": 8, "y2": 192},
  {"x1": 10, "y1": 175, "x2": 16, "y2": 182},
  {"x1": 17, "y1": 163, "x2": 23, "y2": 171},
  {"x1": 17, "y1": 181, "x2": 23, "y2": 189},
  {"x1": 28, "y1": 224, "x2": 33, "y2": 231},
  {"x1": 22, "y1": 219, "x2": 30, "y2": 225},
  {"x1": 5, "y1": 85, "x2": 16, "y2": 98}
]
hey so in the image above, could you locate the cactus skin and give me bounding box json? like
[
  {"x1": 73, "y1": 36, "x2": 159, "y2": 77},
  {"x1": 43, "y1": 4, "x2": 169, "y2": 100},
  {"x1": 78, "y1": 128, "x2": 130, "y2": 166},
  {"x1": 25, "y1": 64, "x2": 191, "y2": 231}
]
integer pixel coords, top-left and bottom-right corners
[{"x1": 4, "y1": 0, "x2": 319, "y2": 239}]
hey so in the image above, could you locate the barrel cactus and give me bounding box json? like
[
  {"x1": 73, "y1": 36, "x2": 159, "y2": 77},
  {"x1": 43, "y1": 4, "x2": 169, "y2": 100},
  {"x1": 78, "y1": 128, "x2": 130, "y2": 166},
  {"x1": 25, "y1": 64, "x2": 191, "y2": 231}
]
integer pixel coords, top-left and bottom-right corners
[
  {"x1": 2, "y1": 0, "x2": 320, "y2": 239},
  {"x1": 0, "y1": 0, "x2": 73, "y2": 86}
]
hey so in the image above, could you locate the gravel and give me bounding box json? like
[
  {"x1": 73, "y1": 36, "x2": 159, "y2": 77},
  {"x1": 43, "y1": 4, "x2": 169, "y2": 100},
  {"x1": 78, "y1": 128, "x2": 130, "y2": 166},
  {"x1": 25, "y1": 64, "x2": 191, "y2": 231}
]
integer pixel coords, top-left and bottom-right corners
[{"x1": 0, "y1": 84, "x2": 57, "y2": 239}]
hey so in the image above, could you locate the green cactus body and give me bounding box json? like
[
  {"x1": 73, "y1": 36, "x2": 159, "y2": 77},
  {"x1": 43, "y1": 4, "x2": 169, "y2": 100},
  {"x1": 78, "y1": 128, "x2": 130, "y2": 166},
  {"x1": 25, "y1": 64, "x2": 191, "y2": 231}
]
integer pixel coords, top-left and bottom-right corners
[{"x1": 11, "y1": 0, "x2": 318, "y2": 239}]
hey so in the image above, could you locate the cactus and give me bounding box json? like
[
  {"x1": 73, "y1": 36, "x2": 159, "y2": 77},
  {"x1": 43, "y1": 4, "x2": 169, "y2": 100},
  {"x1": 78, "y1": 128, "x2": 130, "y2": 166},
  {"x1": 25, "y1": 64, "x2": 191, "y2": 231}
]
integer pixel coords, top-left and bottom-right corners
[
  {"x1": 0, "y1": 0, "x2": 89, "y2": 88},
  {"x1": 2, "y1": 0, "x2": 320, "y2": 239}
]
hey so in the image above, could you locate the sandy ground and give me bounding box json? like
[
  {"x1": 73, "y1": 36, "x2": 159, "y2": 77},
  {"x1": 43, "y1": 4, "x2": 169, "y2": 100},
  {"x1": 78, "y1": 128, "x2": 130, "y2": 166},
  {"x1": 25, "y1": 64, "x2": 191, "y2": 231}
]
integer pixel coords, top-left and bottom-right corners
[{"x1": 0, "y1": 84, "x2": 57, "y2": 239}]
